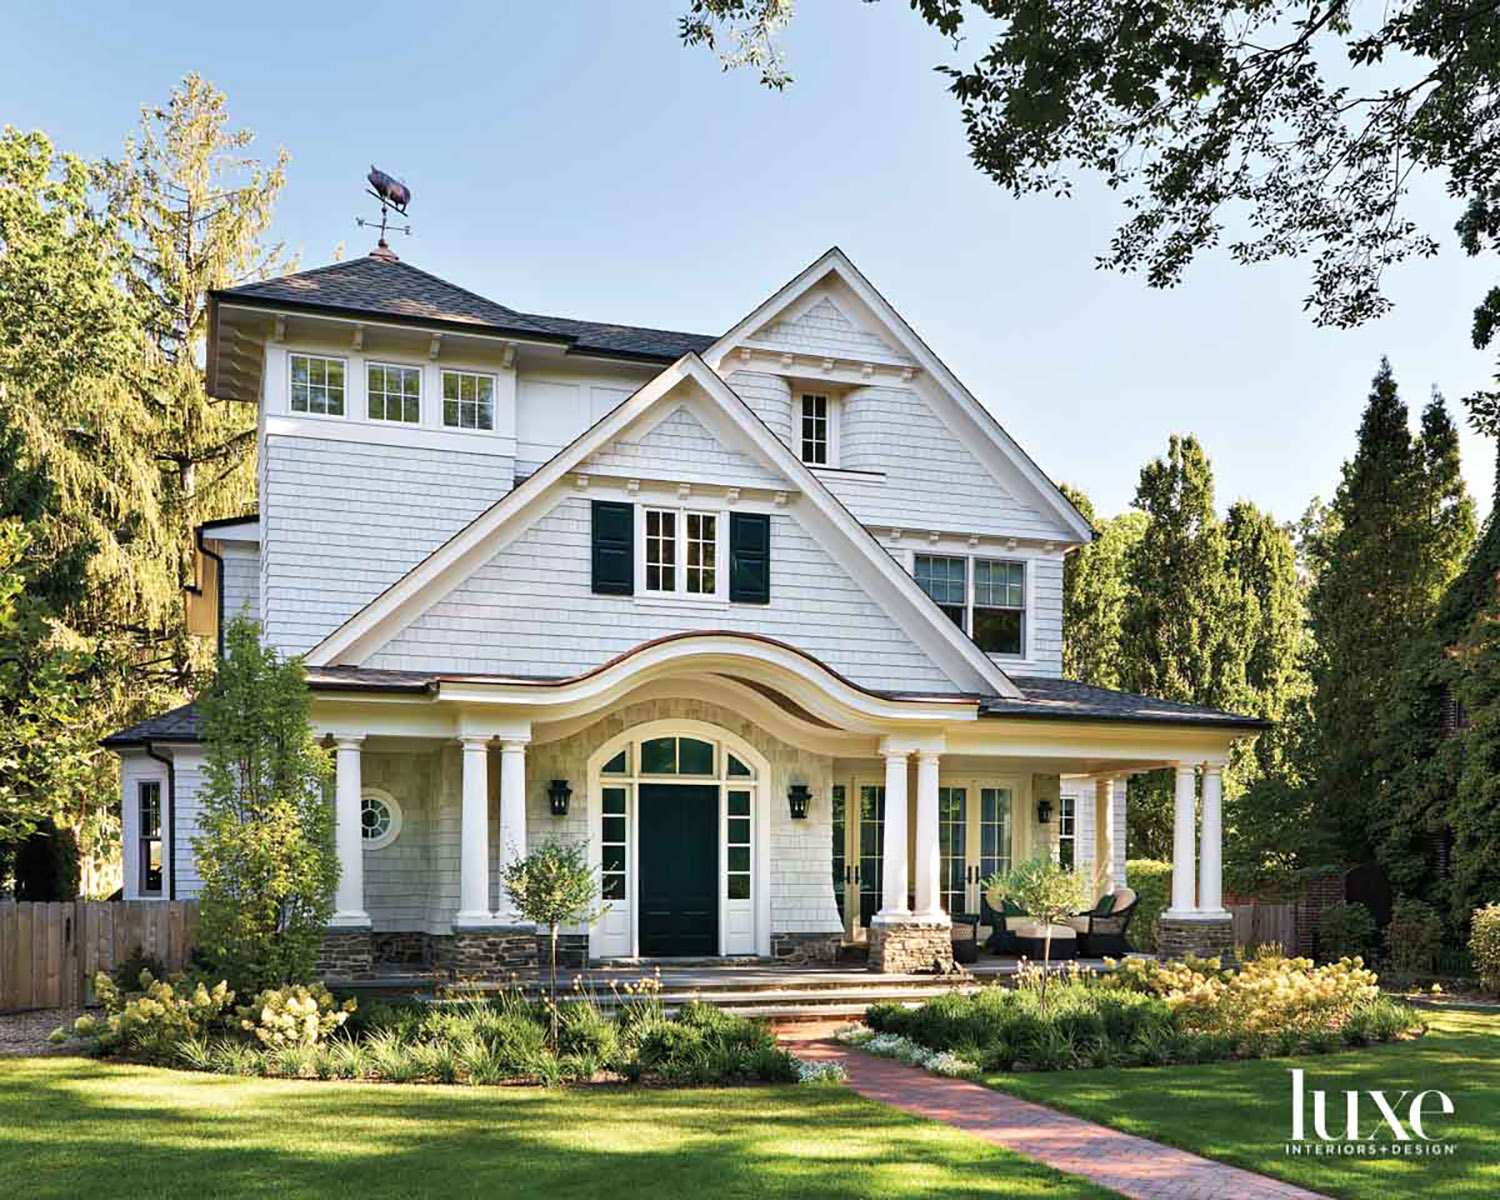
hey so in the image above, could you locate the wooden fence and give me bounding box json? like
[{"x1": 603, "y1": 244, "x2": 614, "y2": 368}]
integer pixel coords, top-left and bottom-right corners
[
  {"x1": 1228, "y1": 901, "x2": 1296, "y2": 952},
  {"x1": 0, "y1": 901, "x2": 199, "y2": 1013}
]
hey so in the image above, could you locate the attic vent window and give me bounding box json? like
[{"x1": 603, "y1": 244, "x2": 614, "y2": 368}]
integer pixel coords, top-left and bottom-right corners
[{"x1": 799, "y1": 393, "x2": 830, "y2": 464}]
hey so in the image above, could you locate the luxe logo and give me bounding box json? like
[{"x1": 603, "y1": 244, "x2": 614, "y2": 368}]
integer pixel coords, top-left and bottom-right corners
[{"x1": 1288, "y1": 1068, "x2": 1455, "y2": 1153}]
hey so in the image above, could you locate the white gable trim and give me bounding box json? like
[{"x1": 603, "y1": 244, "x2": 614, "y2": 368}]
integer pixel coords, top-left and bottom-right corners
[
  {"x1": 705, "y1": 248, "x2": 1094, "y2": 545},
  {"x1": 306, "y1": 355, "x2": 1021, "y2": 698}
]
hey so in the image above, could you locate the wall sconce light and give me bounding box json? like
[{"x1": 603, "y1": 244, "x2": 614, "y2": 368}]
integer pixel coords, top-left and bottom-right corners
[
  {"x1": 787, "y1": 783, "x2": 811, "y2": 820},
  {"x1": 548, "y1": 779, "x2": 572, "y2": 817},
  {"x1": 1036, "y1": 796, "x2": 1053, "y2": 824}
]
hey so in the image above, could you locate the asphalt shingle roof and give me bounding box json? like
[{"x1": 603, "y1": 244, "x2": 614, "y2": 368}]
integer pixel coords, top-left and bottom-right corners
[
  {"x1": 217, "y1": 256, "x2": 716, "y2": 363},
  {"x1": 987, "y1": 677, "x2": 1270, "y2": 729},
  {"x1": 100, "y1": 702, "x2": 204, "y2": 747}
]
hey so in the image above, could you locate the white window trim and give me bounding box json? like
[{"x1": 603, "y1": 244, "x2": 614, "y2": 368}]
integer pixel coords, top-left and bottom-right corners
[
  {"x1": 439, "y1": 367, "x2": 499, "y2": 432},
  {"x1": 911, "y1": 551, "x2": 1030, "y2": 660},
  {"x1": 138, "y1": 779, "x2": 164, "y2": 897},
  {"x1": 635, "y1": 504, "x2": 728, "y2": 604},
  {"x1": 797, "y1": 392, "x2": 840, "y2": 467},
  {"x1": 360, "y1": 786, "x2": 403, "y2": 851},
  {"x1": 287, "y1": 352, "x2": 350, "y2": 419},
  {"x1": 364, "y1": 359, "x2": 424, "y2": 425}
]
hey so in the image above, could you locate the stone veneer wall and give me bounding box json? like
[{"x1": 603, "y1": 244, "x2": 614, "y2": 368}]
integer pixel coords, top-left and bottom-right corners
[
  {"x1": 316, "y1": 930, "x2": 374, "y2": 979},
  {"x1": 867, "y1": 920, "x2": 955, "y2": 974},
  {"x1": 1157, "y1": 916, "x2": 1235, "y2": 961}
]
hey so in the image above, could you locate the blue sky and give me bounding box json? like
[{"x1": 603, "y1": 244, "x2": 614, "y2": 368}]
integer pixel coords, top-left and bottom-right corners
[{"x1": 5, "y1": 0, "x2": 1495, "y2": 522}]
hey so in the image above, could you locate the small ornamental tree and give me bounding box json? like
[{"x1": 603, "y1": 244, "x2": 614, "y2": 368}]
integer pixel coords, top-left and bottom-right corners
[
  {"x1": 193, "y1": 617, "x2": 336, "y2": 992},
  {"x1": 984, "y1": 856, "x2": 1087, "y2": 1012},
  {"x1": 500, "y1": 840, "x2": 603, "y2": 1048}
]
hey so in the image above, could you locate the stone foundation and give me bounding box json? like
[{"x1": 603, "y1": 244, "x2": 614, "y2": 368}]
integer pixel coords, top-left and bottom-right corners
[
  {"x1": 372, "y1": 931, "x2": 429, "y2": 967},
  {"x1": 316, "y1": 928, "x2": 374, "y2": 979},
  {"x1": 1158, "y1": 915, "x2": 1235, "y2": 961},
  {"x1": 867, "y1": 919, "x2": 955, "y2": 974},
  {"x1": 771, "y1": 932, "x2": 842, "y2": 965},
  {"x1": 446, "y1": 927, "x2": 539, "y2": 975},
  {"x1": 534, "y1": 933, "x2": 589, "y2": 970}
]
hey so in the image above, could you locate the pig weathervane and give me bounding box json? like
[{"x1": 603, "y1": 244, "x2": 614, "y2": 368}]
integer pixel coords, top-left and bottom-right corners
[{"x1": 356, "y1": 166, "x2": 413, "y2": 253}]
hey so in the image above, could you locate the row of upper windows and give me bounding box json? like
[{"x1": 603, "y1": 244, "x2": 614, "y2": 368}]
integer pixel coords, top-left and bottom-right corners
[
  {"x1": 914, "y1": 553, "x2": 1027, "y2": 658},
  {"x1": 289, "y1": 353, "x2": 496, "y2": 430}
]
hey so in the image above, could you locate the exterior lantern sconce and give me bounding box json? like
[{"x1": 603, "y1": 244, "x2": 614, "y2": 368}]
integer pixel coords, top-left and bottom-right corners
[
  {"x1": 548, "y1": 779, "x2": 572, "y2": 817},
  {"x1": 787, "y1": 783, "x2": 812, "y2": 821},
  {"x1": 1036, "y1": 795, "x2": 1053, "y2": 824}
]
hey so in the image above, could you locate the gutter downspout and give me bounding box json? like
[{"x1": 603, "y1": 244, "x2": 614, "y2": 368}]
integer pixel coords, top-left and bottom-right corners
[{"x1": 143, "y1": 741, "x2": 176, "y2": 901}]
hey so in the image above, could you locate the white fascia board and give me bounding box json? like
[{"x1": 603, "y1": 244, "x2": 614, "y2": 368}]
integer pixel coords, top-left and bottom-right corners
[
  {"x1": 202, "y1": 518, "x2": 261, "y2": 545},
  {"x1": 705, "y1": 248, "x2": 1093, "y2": 546},
  {"x1": 945, "y1": 719, "x2": 1241, "y2": 764},
  {"x1": 308, "y1": 353, "x2": 1019, "y2": 698}
]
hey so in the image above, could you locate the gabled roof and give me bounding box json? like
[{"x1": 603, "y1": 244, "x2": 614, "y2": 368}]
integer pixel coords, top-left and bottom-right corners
[
  {"x1": 214, "y1": 255, "x2": 715, "y2": 363},
  {"x1": 100, "y1": 702, "x2": 203, "y2": 747},
  {"x1": 705, "y1": 247, "x2": 1094, "y2": 546},
  {"x1": 304, "y1": 353, "x2": 1023, "y2": 698}
]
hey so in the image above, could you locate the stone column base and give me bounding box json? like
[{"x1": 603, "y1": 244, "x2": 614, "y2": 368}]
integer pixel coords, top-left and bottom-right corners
[
  {"x1": 316, "y1": 928, "x2": 374, "y2": 979},
  {"x1": 867, "y1": 919, "x2": 955, "y2": 974},
  {"x1": 771, "y1": 932, "x2": 842, "y2": 965},
  {"x1": 534, "y1": 932, "x2": 589, "y2": 971},
  {"x1": 1158, "y1": 915, "x2": 1235, "y2": 961},
  {"x1": 446, "y1": 926, "x2": 539, "y2": 975}
]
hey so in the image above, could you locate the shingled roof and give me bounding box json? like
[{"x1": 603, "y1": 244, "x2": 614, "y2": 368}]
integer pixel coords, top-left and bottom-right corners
[
  {"x1": 215, "y1": 255, "x2": 715, "y2": 363},
  {"x1": 987, "y1": 677, "x2": 1269, "y2": 730},
  {"x1": 100, "y1": 702, "x2": 204, "y2": 747}
]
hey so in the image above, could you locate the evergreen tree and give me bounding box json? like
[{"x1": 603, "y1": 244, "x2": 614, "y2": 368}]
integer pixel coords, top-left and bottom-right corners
[
  {"x1": 1309, "y1": 361, "x2": 1473, "y2": 865},
  {"x1": 1060, "y1": 483, "x2": 1146, "y2": 689},
  {"x1": 101, "y1": 73, "x2": 291, "y2": 690}
]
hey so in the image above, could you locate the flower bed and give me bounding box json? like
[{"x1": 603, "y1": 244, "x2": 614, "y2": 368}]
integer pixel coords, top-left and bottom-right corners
[
  {"x1": 858, "y1": 952, "x2": 1424, "y2": 1074},
  {"x1": 53, "y1": 970, "x2": 836, "y2": 1088}
]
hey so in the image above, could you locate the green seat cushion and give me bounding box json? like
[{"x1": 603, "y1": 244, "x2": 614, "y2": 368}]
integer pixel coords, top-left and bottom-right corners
[
  {"x1": 1095, "y1": 894, "x2": 1116, "y2": 916},
  {"x1": 1002, "y1": 899, "x2": 1025, "y2": 917}
]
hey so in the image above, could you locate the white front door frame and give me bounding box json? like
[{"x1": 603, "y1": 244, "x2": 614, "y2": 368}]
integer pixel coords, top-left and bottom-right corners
[{"x1": 586, "y1": 718, "x2": 772, "y2": 960}]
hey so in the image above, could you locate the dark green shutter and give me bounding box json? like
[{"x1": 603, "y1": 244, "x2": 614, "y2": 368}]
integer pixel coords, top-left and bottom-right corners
[
  {"x1": 729, "y1": 512, "x2": 771, "y2": 604},
  {"x1": 591, "y1": 500, "x2": 634, "y2": 595}
]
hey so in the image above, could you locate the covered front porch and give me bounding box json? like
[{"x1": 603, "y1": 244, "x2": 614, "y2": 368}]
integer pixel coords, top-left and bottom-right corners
[{"x1": 307, "y1": 634, "x2": 1249, "y2": 977}]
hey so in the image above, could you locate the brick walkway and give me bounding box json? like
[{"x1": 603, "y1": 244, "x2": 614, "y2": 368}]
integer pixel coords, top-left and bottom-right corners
[{"x1": 791, "y1": 1035, "x2": 1324, "y2": 1200}]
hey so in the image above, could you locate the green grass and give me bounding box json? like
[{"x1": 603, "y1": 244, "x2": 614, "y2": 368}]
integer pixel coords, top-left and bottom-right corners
[
  {"x1": 0, "y1": 1057, "x2": 1113, "y2": 1200},
  {"x1": 981, "y1": 1007, "x2": 1500, "y2": 1200}
]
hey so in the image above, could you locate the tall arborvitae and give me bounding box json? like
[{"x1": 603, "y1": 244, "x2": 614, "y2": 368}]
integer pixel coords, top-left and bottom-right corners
[
  {"x1": 1059, "y1": 483, "x2": 1146, "y2": 689},
  {"x1": 101, "y1": 73, "x2": 291, "y2": 691},
  {"x1": 1310, "y1": 361, "x2": 1473, "y2": 865}
]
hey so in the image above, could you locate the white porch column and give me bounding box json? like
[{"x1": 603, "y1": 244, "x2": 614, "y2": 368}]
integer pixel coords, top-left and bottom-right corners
[
  {"x1": 1110, "y1": 777, "x2": 1128, "y2": 890},
  {"x1": 912, "y1": 751, "x2": 944, "y2": 920},
  {"x1": 496, "y1": 737, "x2": 530, "y2": 922},
  {"x1": 456, "y1": 735, "x2": 492, "y2": 925},
  {"x1": 331, "y1": 735, "x2": 369, "y2": 926},
  {"x1": 1166, "y1": 763, "x2": 1198, "y2": 917},
  {"x1": 876, "y1": 749, "x2": 910, "y2": 920},
  {"x1": 1092, "y1": 778, "x2": 1112, "y2": 898},
  {"x1": 1199, "y1": 763, "x2": 1226, "y2": 915}
]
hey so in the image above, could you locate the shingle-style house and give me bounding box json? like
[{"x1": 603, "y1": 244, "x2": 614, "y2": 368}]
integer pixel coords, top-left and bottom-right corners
[{"x1": 104, "y1": 245, "x2": 1265, "y2": 973}]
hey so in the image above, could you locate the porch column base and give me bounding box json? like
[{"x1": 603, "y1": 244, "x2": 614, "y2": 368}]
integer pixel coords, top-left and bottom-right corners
[
  {"x1": 446, "y1": 924, "x2": 539, "y2": 975},
  {"x1": 867, "y1": 919, "x2": 955, "y2": 975},
  {"x1": 316, "y1": 928, "x2": 374, "y2": 980},
  {"x1": 771, "y1": 932, "x2": 842, "y2": 965},
  {"x1": 1157, "y1": 914, "x2": 1234, "y2": 961}
]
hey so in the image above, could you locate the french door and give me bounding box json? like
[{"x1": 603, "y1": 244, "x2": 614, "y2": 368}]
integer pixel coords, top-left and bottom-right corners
[
  {"x1": 832, "y1": 779, "x2": 886, "y2": 937},
  {"x1": 933, "y1": 779, "x2": 1018, "y2": 924}
]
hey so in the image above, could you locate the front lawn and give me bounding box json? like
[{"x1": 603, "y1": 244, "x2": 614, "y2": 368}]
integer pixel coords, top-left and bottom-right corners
[
  {"x1": 0, "y1": 1057, "x2": 1113, "y2": 1200},
  {"x1": 983, "y1": 1007, "x2": 1499, "y2": 1200}
]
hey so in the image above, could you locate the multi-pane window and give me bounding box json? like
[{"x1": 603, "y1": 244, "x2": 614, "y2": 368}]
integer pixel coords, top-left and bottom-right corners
[
  {"x1": 644, "y1": 508, "x2": 720, "y2": 597},
  {"x1": 441, "y1": 370, "x2": 495, "y2": 430},
  {"x1": 858, "y1": 784, "x2": 885, "y2": 927},
  {"x1": 938, "y1": 786, "x2": 967, "y2": 915},
  {"x1": 727, "y1": 790, "x2": 752, "y2": 900},
  {"x1": 640, "y1": 736, "x2": 716, "y2": 775},
  {"x1": 1057, "y1": 795, "x2": 1076, "y2": 871},
  {"x1": 601, "y1": 786, "x2": 628, "y2": 900},
  {"x1": 289, "y1": 354, "x2": 346, "y2": 416},
  {"x1": 366, "y1": 363, "x2": 421, "y2": 423},
  {"x1": 831, "y1": 784, "x2": 846, "y2": 922},
  {"x1": 915, "y1": 555, "x2": 967, "y2": 628},
  {"x1": 973, "y1": 560, "x2": 1025, "y2": 656},
  {"x1": 138, "y1": 781, "x2": 162, "y2": 896},
  {"x1": 800, "y1": 394, "x2": 829, "y2": 464}
]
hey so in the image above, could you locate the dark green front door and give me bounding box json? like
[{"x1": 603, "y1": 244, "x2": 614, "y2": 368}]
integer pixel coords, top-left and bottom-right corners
[{"x1": 638, "y1": 784, "x2": 719, "y2": 957}]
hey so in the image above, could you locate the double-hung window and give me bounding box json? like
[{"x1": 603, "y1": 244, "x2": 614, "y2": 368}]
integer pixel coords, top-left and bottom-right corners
[
  {"x1": 289, "y1": 354, "x2": 346, "y2": 416},
  {"x1": 914, "y1": 555, "x2": 967, "y2": 628},
  {"x1": 441, "y1": 369, "x2": 495, "y2": 430},
  {"x1": 643, "y1": 507, "x2": 719, "y2": 598},
  {"x1": 1057, "y1": 794, "x2": 1076, "y2": 871},
  {"x1": 367, "y1": 363, "x2": 421, "y2": 423},
  {"x1": 973, "y1": 559, "x2": 1025, "y2": 656},
  {"x1": 138, "y1": 781, "x2": 163, "y2": 896},
  {"x1": 914, "y1": 553, "x2": 1027, "y2": 656},
  {"x1": 799, "y1": 394, "x2": 830, "y2": 465}
]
